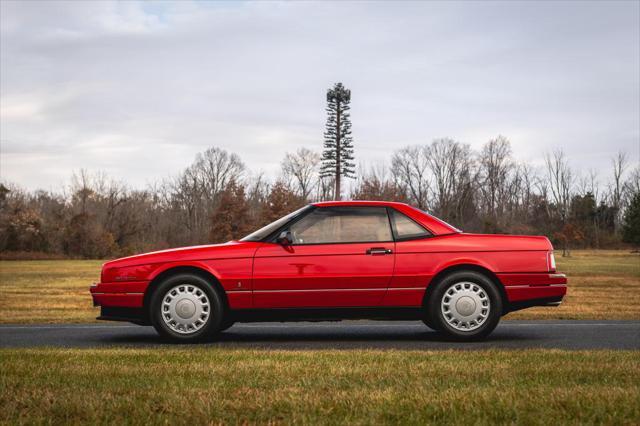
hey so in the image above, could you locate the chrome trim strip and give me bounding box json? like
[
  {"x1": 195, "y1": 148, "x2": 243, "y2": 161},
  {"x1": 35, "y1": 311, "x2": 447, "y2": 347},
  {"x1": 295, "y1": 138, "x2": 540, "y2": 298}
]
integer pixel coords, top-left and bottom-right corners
[
  {"x1": 91, "y1": 292, "x2": 144, "y2": 295},
  {"x1": 550, "y1": 273, "x2": 566, "y2": 279},
  {"x1": 253, "y1": 288, "x2": 386, "y2": 293},
  {"x1": 506, "y1": 284, "x2": 567, "y2": 289},
  {"x1": 387, "y1": 287, "x2": 426, "y2": 291},
  {"x1": 252, "y1": 288, "x2": 428, "y2": 293}
]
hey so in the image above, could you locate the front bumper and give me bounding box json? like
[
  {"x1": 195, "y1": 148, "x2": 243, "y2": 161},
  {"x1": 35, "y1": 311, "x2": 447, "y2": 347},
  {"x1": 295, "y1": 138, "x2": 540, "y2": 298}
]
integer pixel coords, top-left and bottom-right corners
[
  {"x1": 90, "y1": 281, "x2": 148, "y2": 308},
  {"x1": 97, "y1": 306, "x2": 148, "y2": 325},
  {"x1": 90, "y1": 281, "x2": 149, "y2": 324}
]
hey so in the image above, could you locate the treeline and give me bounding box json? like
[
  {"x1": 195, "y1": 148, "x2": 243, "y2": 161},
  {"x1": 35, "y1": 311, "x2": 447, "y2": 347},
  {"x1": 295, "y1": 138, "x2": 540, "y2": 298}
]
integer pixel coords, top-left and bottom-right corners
[{"x1": 1, "y1": 137, "x2": 639, "y2": 259}]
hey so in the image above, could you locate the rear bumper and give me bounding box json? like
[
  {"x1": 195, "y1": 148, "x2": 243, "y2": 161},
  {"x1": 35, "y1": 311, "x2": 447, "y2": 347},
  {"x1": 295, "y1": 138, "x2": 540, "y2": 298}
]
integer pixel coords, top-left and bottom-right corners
[
  {"x1": 506, "y1": 296, "x2": 564, "y2": 313},
  {"x1": 499, "y1": 273, "x2": 568, "y2": 312}
]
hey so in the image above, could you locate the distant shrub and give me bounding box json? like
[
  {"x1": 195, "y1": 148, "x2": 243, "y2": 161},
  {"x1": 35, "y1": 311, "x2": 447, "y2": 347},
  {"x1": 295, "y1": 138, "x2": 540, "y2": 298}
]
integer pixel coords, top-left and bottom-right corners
[{"x1": 0, "y1": 251, "x2": 73, "y2": 261}]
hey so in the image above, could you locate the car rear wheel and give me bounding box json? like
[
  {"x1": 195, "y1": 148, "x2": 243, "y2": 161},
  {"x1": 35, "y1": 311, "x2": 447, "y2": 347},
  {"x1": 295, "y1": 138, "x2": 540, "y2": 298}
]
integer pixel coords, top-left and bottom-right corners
[
  {"x1": 150, "y1": 273, "x2": 224, "y2": 343},
  {"x1": 427, "y1": 271, "x2": 502, "y2": 341},
  {"x1": 421, "y1": 316, "x2": 442, "y2": 331}
]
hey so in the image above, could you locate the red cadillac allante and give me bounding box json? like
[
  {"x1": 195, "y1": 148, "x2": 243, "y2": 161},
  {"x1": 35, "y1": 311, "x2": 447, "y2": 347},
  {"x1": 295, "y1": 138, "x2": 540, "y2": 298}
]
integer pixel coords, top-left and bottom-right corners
[{"x1": 90, "y1": 201, "x2": 567, "y2": 342}]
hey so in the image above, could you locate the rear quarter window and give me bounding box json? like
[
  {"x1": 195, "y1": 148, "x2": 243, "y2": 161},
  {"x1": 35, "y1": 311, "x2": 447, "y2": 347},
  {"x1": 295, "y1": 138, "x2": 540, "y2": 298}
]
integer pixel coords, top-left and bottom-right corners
[{"x1": 390, "y1": 209, "x2": 432, "y2": 240}]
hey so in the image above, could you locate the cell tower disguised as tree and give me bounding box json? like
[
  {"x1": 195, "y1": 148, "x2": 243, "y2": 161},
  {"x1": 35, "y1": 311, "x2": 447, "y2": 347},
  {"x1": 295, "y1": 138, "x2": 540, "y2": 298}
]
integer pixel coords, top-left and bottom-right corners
[{"x1": 320, "y1": 82, "x2": 355, "y2": 200}]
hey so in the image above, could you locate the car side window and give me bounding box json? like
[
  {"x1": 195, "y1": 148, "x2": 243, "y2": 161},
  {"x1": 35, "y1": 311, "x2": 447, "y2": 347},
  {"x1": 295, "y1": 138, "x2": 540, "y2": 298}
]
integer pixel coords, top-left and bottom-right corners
[
  {"x1": 289, "y1": 207, "x2": 392, "y2": 244},
  {"x1": 390, "y1": 209, "x2": 431, "y2": 240}
]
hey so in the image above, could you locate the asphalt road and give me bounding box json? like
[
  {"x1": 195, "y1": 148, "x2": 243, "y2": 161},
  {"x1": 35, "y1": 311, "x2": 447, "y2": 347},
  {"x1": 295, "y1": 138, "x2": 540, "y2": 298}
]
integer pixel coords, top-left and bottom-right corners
[{"x1": 0, "y1": 320, "x2": 638, "y2": 350}]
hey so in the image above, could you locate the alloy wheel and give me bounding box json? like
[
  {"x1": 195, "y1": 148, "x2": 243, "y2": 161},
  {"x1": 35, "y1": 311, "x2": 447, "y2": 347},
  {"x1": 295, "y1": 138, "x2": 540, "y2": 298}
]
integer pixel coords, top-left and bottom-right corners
[
  {"x1": 161, "y1": 284, "x2": 211, "y2": 334},
  {"x1": 440, "y1": 281, "x2": 490, "y2": 331}
]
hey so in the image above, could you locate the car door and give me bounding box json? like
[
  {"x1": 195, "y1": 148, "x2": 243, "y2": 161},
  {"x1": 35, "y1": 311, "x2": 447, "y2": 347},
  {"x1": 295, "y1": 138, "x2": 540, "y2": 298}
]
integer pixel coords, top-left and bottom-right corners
[
  {"x1": 382, "y1": 207, "x2": 438, "y2": 307},
  {"x1": 252, "y1": 206, "x2": 396, "y2": 308}
]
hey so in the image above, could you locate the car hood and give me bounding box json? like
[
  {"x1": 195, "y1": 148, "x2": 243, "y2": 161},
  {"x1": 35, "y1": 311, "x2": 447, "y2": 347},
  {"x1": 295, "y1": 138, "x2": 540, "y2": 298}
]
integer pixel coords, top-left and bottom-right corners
[{"x1": 103, "y1": 240, "x2": 262, "y2": 269}]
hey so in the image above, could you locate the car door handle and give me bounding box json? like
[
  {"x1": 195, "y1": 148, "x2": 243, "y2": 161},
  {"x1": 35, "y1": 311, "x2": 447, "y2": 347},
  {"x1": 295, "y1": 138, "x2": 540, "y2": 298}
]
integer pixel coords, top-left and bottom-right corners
[{"x1": 366, "y1": 247, "x2": 393, "y2": 255}]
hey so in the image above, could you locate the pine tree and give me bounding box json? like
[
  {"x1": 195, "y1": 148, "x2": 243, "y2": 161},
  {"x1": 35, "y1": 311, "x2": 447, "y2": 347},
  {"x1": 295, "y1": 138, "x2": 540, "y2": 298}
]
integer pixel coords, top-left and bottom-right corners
[
  {"x1": 622, "y1": 192, "x2": 640, "y2": 246},
  {"x1": 320, "y1": 82, "x2": 355, "y2": 200}
]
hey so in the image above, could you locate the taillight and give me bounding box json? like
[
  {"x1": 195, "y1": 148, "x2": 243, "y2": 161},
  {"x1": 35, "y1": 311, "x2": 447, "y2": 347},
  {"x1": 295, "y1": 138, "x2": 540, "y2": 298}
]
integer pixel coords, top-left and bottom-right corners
[{"x1": 548, "y1": 252, "x2": 556, "y2": 272}]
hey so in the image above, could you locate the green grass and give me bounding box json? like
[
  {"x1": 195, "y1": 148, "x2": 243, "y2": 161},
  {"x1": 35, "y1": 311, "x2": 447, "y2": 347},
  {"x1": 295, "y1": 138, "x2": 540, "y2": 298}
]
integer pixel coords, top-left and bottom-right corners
[
  {"x1": 0, "y1": 250, "x2": 638, "y2": 323},
  {"x1": 1, "y1": 348, "x2": 638, "y2": 425}
]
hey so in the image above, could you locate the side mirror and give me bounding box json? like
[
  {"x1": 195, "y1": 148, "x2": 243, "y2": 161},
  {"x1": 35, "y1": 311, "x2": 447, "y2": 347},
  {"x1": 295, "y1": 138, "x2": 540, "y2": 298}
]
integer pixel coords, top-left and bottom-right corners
[{"x1": 277, "y1": 230, "x2": 293, "y2": 245}]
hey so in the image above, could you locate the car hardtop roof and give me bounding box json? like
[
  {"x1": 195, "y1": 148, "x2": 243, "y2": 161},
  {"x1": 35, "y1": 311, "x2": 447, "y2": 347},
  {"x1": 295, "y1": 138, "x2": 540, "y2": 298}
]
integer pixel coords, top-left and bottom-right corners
[
  {"x1": 310, "y1": 200, "x2": 459, "y2": 235},
  {"x1": 311, "y1": 200, "x2": 409, "y2": 208}
]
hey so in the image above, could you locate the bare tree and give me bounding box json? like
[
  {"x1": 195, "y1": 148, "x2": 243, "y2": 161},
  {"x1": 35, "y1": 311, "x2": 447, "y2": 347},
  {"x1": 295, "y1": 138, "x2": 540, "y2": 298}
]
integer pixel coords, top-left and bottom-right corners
[
  {"x1": 624, "y1": 166, "x2": 640, "y2": 198},
  {"x1": 318, "y1": 176, "x2": 335, "y2": 201},
  {"x1": 281, "y1": 148, "x2": 320, "y2": 201},
  {"x1": 192, "y1": 147, "x2": 245, "y2": 197},
  {"x1": 545, "y1": 149, "x2": 574, "y2": 256},
  {"x1": 477, "y1": 136, "x2": 513, "y2": 230},
  {"x1": 391, "y1": 146, "x2": 431, "y2": 210},
  {"x1": 501, "y1": 162, "x2": 537, "y2": 231},
  {"x1": 169, "y1": 167, "x2": 205, "y2": 244},
  {"x1": 2, "y1": 143, "x2": 636, "y2": 259},
  {"x1": 518, "y1": 163, "x2": 538, "y2": 212},
  {"x1": 245, "y1": 173, "x2": 270, "y2": 228},
  {"x1": 167, "y1": 147, "x2": 246, "y2": 245},
  {"x1": 572, "y1": 168, "x2": 603, "y2": 248},
  {"x1": 611, "y1": 151, "x2": 628, "y2": 232},
  {"x1": 425, "y1": 138, "x2": 474, "y2": 223},
  {"x1": 545, "y1": 150, "x2": 573, "y2": 221},
  {"x1": 70, "y1": 169, "x2": 97, "y2": 215},
  {"x1": 586, "y1": 169, "x2": 600, "y2": 202}
]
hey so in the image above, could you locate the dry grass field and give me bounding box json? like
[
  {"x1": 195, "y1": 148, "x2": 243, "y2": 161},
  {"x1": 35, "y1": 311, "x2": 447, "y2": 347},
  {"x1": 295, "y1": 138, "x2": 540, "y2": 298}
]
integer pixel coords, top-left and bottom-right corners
[
  {"x1": 509, "y1": 250, "x2": 640, "y2": 320},
  {"x1": 1, "y1": 252, "x2": 639, "y2": 425},
  {"x1": 0, "y1": 250, "x2": 638, "y2": 323},
  {"x1": 0, "y1": 260, "x2": 102, "y2": 323},
  {"x1": 1, "y1": 348, "x2": 638, "y2": 424}
]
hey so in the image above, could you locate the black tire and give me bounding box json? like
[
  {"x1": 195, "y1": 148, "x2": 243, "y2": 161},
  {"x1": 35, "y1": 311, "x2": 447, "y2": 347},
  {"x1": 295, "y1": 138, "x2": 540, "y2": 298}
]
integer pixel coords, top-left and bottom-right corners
[
  {"x1": 421, "y1": 316, "x2": 442, "y2": 331},
  {"x1": 220, "y1": 318, "x2": 235, "y2": 332},
  {"x1": 426, "y1": 271, "x2": 502, "y2": 341},
  {"x1": 149, "y1": 273, "x2": 225, "y2": 343}
]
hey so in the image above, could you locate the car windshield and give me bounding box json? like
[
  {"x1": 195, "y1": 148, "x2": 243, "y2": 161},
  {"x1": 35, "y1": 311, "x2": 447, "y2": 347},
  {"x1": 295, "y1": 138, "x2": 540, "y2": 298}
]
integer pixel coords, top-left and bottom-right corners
[{"x1": 240, "y1": 205, "x2": 312, "y2": 242}]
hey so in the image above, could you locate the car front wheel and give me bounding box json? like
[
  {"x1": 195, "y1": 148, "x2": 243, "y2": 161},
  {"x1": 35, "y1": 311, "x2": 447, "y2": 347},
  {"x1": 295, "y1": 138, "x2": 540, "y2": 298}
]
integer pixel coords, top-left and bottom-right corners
[
  {"x1": 427, "y1": 271, "x2": 502, "y2": 341},
  {"x1": 150, "y1": 273, "x2": 224, "y2": 343},
  {"x1": 220, "y1": 318, "x2": 235, "y2": 332}
]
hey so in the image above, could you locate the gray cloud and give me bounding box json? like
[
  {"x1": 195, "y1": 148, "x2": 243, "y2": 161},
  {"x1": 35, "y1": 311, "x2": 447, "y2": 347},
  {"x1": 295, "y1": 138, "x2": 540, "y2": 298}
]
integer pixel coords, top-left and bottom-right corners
[{"x1": 1, "y1": 0, "x2": 638, "y2": 190}]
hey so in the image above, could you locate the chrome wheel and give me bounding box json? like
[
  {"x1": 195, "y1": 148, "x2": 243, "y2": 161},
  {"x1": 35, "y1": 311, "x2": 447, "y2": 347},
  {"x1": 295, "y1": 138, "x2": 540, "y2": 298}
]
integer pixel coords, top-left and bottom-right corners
[
  {"x1": 440, "y1": 281, "x2": 490, "y2": 331},
  {"x1": 161, "y1": 284, "x2": 210, "y2": 334}
]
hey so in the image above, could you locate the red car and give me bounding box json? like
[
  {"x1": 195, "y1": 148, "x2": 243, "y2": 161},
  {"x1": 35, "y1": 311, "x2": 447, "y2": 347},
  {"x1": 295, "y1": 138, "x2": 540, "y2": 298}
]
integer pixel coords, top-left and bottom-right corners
[{"x1": 90, "y1": 201, "x2": 567, "y2": 342}]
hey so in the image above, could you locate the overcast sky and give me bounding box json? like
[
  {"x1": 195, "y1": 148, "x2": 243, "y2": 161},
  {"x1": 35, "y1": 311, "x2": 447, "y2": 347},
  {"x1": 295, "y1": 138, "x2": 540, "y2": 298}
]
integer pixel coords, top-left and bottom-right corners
[{"x1": 1, "y1": 0, "x2": 639, "y2": 191}]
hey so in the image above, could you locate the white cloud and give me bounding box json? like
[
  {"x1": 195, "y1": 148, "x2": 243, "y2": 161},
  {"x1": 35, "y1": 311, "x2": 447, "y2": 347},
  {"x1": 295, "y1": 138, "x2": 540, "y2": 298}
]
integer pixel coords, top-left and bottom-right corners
[{"x1": 1, "y1": 0, "x2": 638, "y2": 190}]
